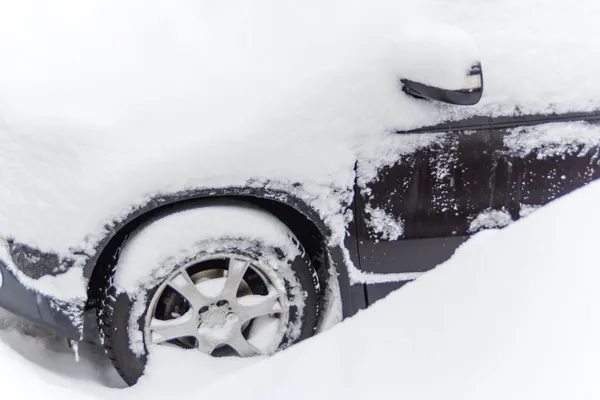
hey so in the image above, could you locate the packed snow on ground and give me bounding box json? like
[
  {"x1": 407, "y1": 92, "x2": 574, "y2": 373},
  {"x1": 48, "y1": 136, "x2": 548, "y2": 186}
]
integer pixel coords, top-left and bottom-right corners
[
  {"x1": 1, "y1": 177, "x2": 599, "y2": 399},
  {"x1": 2, "y1": 0, "x2": 600, "y2": 296}
]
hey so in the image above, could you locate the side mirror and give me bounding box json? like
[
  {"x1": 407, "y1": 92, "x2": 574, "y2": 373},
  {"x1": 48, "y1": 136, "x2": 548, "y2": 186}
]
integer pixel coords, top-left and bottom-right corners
[{"x1": 401, "y1": 62, "x2": 483, "y2": 106}]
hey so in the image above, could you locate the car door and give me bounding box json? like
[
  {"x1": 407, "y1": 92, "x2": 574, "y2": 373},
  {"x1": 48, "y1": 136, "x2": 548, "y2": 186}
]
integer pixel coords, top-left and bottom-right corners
[{"x1": 355, "y1": 112, "x2": 600, "y2": 304}]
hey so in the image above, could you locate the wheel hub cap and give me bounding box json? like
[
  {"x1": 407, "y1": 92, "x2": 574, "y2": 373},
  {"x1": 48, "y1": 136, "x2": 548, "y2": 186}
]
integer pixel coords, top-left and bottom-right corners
[
  {"x1": 206, "y1": 309, "x2": 226, "y2": 326},
  {"x1": 199, "y1": 302, "x2": 232, "y2": 329}
]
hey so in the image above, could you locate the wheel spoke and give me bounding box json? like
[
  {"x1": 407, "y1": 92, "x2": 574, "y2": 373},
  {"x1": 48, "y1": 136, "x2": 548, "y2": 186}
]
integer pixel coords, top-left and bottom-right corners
[
  {"x1": 221, "y1": 258, "x2": 250, "y2": 299},
  {"x1": 225, "y1": 330, "x2": 260, "y2": 357},
  {"x1": 237, "y1": 293, "x2": 283, "y2": 323},
  {"x1": 149, "y1": 312, "x2": 197, "y2": 344},
  {"x1": 168, "y1": 269, "x2": 211, "y2": 310},
  {"x1": 195, "y1": 335, "x2": 218, "y2": 355}
]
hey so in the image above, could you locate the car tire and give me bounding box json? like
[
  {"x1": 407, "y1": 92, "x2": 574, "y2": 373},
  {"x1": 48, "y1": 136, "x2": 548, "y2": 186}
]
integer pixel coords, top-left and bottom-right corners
[{"x1": 96, "y1": 203, "x2": 321, "y2": 386}]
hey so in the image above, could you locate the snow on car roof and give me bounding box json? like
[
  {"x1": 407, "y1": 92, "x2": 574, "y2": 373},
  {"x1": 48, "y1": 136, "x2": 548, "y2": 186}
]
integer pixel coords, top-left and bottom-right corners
[
  {"x1": 0, "y1": 0, "x2": 599, "y2": 290},
  {"x1": 2, "y1": 0, "x2": 597, "y2": 126}
]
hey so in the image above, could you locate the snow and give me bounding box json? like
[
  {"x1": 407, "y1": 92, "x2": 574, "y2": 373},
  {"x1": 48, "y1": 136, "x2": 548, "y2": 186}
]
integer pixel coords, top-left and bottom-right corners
[
  {"x1": 194, "y1": 277, "x2": 227, "y2": 298},
  {"x1": 363, "y1": 204, "x2": 405, "y2": 241},
  {"x1": 0, "y1": 0, "x2": 460, "y2": 260},
  {"x1": 177, "y1": 178, "x2": 600, "y2": 399},
  {"x1": 0, "y1": 241, "x2": 86, "y2": 300},
  {"x1": 356, "y1": 132, "x2": 444, "y2": 189},
  {"x1": 343, "y1": 244, "x2": 426, "y2": 285},
  {"x1": 247, "y1": 316, "x2": 281, "y2": 353},
  {"x1": 2, "y1": 0, "x2": 600, "y2": 296},
  {"x1": 114, "y1": 203, "x2": 300, "y2": 294},
  {"x1": 468, "y1": 208, "x2": 513, "y2": 233},
  {"x1": 2, "y1": 167, "x2": 600, "y2": 399},
  {"x1": 504, "y1": 122, "x2": 600, "y2": 159},
  {"x1": 519, "y1": 204, "x2": 540, "y2": 218},
  {"x1": 348, "y1": 267, "x2": 424, "y2": 285}
]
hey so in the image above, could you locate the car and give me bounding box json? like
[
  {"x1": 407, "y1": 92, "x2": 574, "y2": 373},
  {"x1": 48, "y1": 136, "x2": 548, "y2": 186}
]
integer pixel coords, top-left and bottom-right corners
[{"x1": 1, "y1": 1, "x2": 599, "y2": 386}]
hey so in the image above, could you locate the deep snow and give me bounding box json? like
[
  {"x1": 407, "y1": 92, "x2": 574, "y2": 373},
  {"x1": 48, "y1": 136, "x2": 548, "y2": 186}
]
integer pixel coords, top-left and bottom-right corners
[{"x1": 1, "y1": 178, "x2": 600, "y2": 399}]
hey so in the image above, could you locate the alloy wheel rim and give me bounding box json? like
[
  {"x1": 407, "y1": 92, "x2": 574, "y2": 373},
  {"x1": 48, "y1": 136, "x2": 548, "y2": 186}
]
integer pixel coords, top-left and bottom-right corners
[{"x1": 145, "y1": 254, "x2": 290, "y2": 357}]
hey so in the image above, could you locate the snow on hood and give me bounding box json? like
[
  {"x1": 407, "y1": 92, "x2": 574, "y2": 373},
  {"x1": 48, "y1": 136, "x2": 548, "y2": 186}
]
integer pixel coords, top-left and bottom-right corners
[{"x1": 1, "y1": 0, "x2": 600, "y2": 264}]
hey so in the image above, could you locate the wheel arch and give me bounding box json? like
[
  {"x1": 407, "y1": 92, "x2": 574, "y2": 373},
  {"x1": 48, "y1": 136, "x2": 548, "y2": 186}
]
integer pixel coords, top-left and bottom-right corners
[{"x1": 85, "y1": 187, "x2": 339, "y2": 311}]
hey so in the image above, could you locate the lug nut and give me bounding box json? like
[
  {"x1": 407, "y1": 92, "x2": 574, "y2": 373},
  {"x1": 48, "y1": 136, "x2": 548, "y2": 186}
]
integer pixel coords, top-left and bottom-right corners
[{"x1": 217, "y1": 300, "x2": 228, "y2": 307}]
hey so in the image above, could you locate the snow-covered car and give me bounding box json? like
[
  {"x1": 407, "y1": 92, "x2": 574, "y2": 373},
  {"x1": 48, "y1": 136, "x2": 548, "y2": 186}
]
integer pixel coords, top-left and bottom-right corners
[{"x1": 1, "y1": 1, "x2": 600, "y2": 386}]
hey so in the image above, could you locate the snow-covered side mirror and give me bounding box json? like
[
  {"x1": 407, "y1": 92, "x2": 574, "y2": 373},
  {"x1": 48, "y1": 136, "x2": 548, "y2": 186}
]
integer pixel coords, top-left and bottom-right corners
[{"x1": 401, "y1": 62, "x2": 483, "y2": 106}]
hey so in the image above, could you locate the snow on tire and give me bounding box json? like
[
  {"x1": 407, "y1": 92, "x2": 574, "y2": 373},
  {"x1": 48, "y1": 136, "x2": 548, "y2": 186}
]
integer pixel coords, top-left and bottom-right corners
[{"x1": 96, "y1": 202, "x2": 320, "y2": 386}]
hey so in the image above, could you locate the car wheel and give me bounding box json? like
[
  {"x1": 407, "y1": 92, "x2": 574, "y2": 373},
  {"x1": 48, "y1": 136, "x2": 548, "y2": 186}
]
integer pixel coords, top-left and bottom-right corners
[{"x1": 96, "y1": 203, "x2": 321, "y2": 386}]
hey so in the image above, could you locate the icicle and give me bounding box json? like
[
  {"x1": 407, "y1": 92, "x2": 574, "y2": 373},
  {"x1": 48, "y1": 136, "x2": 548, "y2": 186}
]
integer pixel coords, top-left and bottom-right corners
[{"x1": 70, "y1": 340, "x2": 80, "y2": 363}]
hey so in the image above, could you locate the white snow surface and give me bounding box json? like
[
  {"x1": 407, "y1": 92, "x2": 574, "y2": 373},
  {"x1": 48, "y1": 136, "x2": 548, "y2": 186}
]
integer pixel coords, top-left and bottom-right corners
[
  {"x1": 114, "y1": 203, "x2": 300, "y2": 293},
  {"x1": 0, "y1": 242, "x2": 86, "y2": 299},
  {"x1": 364, "y1": 204, "x2": 404, "y2": 241},
  {"x1": 504, "y1": 122, "x2": 600, "y2": 159},
  {"x1": 519, "y1": 204, "x2": 541, "y2": 218},
  {"x1": 2, "y1": 0, "x2": 600, "y2": 295},
  {"x1": 1, "y1": 167, "x2": 600, "y2": 399},
  {"x1": 468, "y1": 208, "x2": 513, "y2": 233}
]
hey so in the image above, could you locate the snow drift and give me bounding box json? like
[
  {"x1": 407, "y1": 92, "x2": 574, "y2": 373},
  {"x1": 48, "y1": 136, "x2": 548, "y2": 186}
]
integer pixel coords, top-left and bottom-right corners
[{"x1": 208, "y1": 179, "x2": 600, "y2": 400}]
